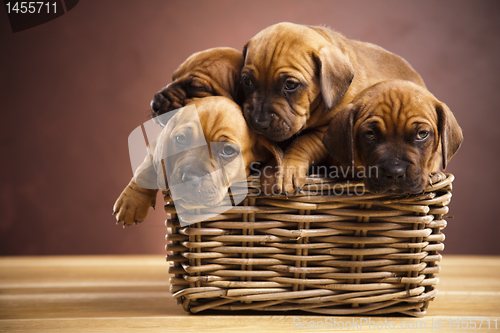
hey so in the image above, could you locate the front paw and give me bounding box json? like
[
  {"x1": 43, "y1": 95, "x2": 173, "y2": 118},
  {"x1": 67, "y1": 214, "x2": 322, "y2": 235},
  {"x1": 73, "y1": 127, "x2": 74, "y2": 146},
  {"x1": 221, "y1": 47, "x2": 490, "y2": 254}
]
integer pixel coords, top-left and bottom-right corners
[
  {"x1": 282, "y1": 158, "x2": 308, "y2": 194},
  {"x1": 260, "y1": 159, "x2": 282, "y2": 195},
  {"x1": 259, "y1": 158, "x2": 308, "y2": 195},
  {"x1": 113, "y1": 181, "x2": 157, "y2": 226}
]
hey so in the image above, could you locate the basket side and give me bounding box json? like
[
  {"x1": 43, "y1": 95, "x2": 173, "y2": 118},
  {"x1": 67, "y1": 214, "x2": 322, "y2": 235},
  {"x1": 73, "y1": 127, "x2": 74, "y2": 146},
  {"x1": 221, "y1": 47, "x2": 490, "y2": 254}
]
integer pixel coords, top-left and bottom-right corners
[{"x1": 165, "y1": 174, "x2": 452, "y2": 317}]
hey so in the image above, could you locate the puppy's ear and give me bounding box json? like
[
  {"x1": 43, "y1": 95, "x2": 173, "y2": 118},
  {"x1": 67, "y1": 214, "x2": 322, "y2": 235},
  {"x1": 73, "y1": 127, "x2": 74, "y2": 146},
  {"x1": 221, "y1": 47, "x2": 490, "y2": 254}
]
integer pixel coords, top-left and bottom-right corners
[
  {"x1": 255, "y1": 135, "x2": 284, "y2": 167},
  {"x1": 236, "y1": 43, "x2": 250, "y2": 105},
  {"x1": 436, "y1": 102, "x2": 463, "y2": 170},
  {"x1": 242, "y1": 42, "x2": 249, "y2": 63},
  {"x1": 322, "y1": 103, "x2": 357, "y2": 167},
  {"x1": 233, "y1": 81, "x2": 246, "y2": 106},
  {"x1": 212, "y1": 58, "x2": 245, "y2": 105},
  {"x1": 231, "y1": 60, "x2": 246, "y2": 105},
  {"x1": 314, "y1": 46, "x2": 355, "y2": 110},
  {"x1": 210, "y1": 82, "x2": 235, "y2": 100}
]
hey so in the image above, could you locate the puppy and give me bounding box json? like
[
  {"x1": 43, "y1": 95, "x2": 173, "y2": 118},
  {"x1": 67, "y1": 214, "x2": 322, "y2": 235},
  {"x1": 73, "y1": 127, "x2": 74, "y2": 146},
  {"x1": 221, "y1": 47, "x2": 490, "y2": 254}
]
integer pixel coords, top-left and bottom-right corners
[
  {"x1": 150, "y1": 47, "x2": 244, "y2": 126},
  {"x1": 240, "y1": 22, "x2": 425, "y2": 194},
  {"x1": 322, "y1": 80, "x2": 463, "y2": 194},
  {"x1": 113, "y1": 97, "x2": 282, "y2": 225}
]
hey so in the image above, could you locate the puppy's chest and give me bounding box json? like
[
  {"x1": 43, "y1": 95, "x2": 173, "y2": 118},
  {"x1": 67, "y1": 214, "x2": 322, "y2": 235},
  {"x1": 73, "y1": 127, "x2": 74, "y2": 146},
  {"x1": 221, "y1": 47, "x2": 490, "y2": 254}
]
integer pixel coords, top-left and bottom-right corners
[{"x1": 277, "y1": 137, "x2": 297, "y2": 150}]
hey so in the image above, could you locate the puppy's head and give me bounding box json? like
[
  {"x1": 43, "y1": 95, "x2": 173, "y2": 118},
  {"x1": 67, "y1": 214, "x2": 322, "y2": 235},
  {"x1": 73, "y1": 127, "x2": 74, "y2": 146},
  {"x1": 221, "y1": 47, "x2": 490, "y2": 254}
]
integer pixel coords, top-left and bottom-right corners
[
  {"x1": 241, "y1": 22, "x2": 354, "y2": 142},
  {"x1": 151, "y1": 47, "x2": 244, "y2": 126},
  {"x1": 323, "y1": 80, "x2": 463, "y2": 194},
  {"x1": 153, "y1": 96, "x2": 282, "y2": 207}
]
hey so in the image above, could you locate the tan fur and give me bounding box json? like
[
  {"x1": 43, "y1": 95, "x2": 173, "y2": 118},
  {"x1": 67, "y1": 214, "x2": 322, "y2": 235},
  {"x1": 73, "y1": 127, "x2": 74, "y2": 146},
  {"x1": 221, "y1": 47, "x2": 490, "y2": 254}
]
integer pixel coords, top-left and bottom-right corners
[
  {"x1": 114, "y1": 97, "x2": 281, "y2": 225},
  {"x1": 151, "y1": 47, "x2": 244, "y2": 124},
  {"x1": 241, "y1": 22, "x2": 425, "y2": 194},
  {"x1": 323, "y1": 80, "x2": 463, "y2": 194}
]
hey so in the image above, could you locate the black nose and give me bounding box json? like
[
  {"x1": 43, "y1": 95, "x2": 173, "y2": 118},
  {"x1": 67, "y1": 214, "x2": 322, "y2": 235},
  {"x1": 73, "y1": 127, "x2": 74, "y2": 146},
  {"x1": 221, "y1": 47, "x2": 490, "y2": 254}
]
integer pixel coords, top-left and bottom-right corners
[
  {"x1": 250, "y1": 111, "x2": 277, "y2": 132},
  {"x1": 251, "y1": 115, "x2": 269, "y2": 131},
  {"x1": 381, "y1": 163, "x2": 406, "y2": 181},
  {"x1": 151, "y1": 93, "x2": 166, "y2": 112}
]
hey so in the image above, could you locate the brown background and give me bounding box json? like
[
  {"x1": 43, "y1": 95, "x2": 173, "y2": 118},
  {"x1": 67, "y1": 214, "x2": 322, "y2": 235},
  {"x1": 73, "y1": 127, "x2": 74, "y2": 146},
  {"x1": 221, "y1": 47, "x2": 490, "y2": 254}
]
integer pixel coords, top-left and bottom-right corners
[{"x1": 1, "y1": 0, "x2": 499, "y2": 255}]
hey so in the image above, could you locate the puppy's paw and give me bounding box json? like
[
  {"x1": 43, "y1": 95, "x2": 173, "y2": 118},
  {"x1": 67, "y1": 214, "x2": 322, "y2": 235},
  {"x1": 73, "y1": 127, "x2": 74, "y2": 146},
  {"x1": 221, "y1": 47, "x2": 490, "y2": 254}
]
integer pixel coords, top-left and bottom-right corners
[
  {"x1": 260, "y1": 160, "x2": 283, "y2": 195},
  {"x1": 113, "y1": 181, "x2": 157, "y2": 226},
  {"x1": 282, "y1": 158, "x2": 308, "y2": 194}
]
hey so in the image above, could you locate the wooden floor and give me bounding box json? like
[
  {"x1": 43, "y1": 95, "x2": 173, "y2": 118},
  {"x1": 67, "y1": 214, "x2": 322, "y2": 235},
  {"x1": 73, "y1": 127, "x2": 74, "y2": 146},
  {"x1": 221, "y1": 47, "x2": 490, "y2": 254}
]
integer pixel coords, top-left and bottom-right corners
[{"x1": 1, "y1": 255, "x2": 499, "y2": 332}]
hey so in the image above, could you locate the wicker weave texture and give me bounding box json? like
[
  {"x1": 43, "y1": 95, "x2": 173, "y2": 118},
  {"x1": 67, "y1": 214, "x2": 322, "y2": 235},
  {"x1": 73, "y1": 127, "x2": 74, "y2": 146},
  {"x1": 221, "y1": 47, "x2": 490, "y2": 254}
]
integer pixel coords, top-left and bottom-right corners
[{"x1": 165, "y1": 173, "x2": 453, "y2": 317}]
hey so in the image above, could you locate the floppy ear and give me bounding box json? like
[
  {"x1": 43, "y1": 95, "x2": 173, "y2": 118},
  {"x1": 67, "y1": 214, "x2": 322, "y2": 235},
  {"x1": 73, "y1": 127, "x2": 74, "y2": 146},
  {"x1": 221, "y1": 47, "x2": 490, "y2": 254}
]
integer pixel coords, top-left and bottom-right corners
[
  {"x1": 229, "y1": 53, "x2": 245, "y2": 105},
  {"x1": 233, "y1": 43, "x2": 250, "y2": 105},
  {"x1": 233, "y1": 80, "x2": 246, "y2": 106},
  {"x1": 435, "y1": 102, "x2": 463, "y2": 170},
  {"x1": 210, "y1": 64, "x2": 245, "y2": 104},
  {"x1": 210, "y1": 81, "x2": 234, "y2": 100},
  {"x1": 255, "y1": 135, "x2": 284, "y2": 167},
  {"x1": 313, "y1": 45, "x2": 355, "y2": 110},
  {"x1": 322, "y1": 103, "x2": 357, "y2": 167},
  {"x1": 242, "y1": 42, "x2": 249, "y2": 63}
]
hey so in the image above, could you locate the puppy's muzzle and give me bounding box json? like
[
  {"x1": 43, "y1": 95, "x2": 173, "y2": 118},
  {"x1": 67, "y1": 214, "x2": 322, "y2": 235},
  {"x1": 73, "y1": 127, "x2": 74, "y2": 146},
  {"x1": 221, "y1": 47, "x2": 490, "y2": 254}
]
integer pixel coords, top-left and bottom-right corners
[
  {"x1": 169, "y1": 161, "x2": 225, "y2": 207},
  {"x1": 366, "y1": 160, "x2": 417, "y2": 194},
  {"x1": 180, "y1": 172, "x2": 210, "y2": 197},
  {"x1": 380, "y1": 162, "x2": 407, "y2": 182},
  {"x1": 151, "y1": 93, "x2": 166, "y2": 114},
  {"x1": 150, "y1": 84, "x2": 187, "y2": 124},
  {"x1": 249, "y1": 109, "x2": 274, "y2": 133},
  {"x1": 246, "y1": 106, "x2": 291, "y2": 141}
]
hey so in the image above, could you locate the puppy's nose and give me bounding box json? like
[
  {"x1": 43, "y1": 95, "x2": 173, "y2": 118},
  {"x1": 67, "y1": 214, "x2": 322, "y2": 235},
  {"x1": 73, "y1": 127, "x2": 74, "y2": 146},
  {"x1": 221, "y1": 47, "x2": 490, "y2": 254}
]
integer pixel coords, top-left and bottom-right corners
[
  {"x1": 151, "y1": 93, "x2": 166, "y2": 113},
  {"x1": 382, "y1": 164, "x2": 406, "y2": 180},
  {"x1": 251, "y1": 112, "x2": 277, "y2": 132},
  {"x1": 252, "y1": 116, "x2": 269, "y2": 131}
]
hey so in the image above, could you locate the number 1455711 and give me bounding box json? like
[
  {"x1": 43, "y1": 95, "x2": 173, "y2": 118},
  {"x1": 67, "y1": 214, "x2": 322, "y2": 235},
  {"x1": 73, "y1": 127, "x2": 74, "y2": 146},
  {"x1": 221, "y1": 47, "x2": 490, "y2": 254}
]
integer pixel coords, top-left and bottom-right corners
[{"x1": 5, "y1": 2, "x2": 57, "y2": 14}]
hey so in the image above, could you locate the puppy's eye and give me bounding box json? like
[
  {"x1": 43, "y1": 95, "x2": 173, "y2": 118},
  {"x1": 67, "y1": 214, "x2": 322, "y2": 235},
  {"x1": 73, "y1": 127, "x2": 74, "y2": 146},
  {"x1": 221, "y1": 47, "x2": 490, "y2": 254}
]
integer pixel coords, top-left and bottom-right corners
[
  {"x1": 242, "y1": 76, "x2": 252, "y2": 87},
  {"x1": 175, "y1": 134, "x2": 187, "y2": 145},
  {"x1": 362, "y1": 131, "x2": 375, "y2": 142},
  {"x1": 220, "y1": 144, "x2": 238, "y2": 157},
  {"x1": 284, "y1": 79, "x2": 299, "y2": 91},
  {"x1": 416, "y1": 130, "x2": 430, "y2": 141}
]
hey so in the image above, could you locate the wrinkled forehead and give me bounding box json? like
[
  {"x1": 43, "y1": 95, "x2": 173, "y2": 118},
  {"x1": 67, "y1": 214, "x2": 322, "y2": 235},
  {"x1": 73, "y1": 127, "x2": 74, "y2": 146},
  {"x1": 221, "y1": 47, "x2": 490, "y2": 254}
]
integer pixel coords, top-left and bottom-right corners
[
  {"x1": 356, "y1": 90, "x2": 438, "y2": 130},
  {"x1": 173, "y1": 54, "x2": 208, "y2": 80},
  {"x1": 249, "y1": 24, "x2": 321, "y2": 50},
  {"x1": 175, "y1": 50, "x2": 239, "y2": 80},
  {"x1": 197, "y1": 104, "x2": 251, "y2": 144},
  {"x1": 161, "y1": 99, "x2": 248, "y2": 144},
  {"x1": 157, "y1": 105, "x2": 203, "y2": 145},
  {"x1": 171, "y1": 106, "x2": 203, "y2": 133},
  {"x1": 245, "y1": 26, "x2": 323, "y2": 69}
]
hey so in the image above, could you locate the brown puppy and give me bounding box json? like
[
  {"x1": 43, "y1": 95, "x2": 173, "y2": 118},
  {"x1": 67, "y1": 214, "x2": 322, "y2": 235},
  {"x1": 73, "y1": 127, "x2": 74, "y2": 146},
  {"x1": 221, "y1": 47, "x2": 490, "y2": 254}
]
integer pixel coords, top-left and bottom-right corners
[
  {"x1": 241, "y1": 22, "x2": 425, "y2": 194},
  {"x1": 114, "y1": 97, "x2": 282, "y2": 225},
  {"x1": 322, "y1": 80, "x2": 463, "y2": 194},
  {"x1": 150, "y1": 47, "x2": 244, "y2": 126}
]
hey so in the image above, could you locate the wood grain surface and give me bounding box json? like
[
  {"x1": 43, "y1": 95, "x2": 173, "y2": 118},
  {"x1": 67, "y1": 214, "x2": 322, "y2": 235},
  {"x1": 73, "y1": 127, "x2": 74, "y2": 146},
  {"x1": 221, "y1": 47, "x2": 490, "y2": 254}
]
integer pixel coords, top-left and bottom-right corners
[{"x1": 1, "y1": 255, "x2": 499, "y2": 332}]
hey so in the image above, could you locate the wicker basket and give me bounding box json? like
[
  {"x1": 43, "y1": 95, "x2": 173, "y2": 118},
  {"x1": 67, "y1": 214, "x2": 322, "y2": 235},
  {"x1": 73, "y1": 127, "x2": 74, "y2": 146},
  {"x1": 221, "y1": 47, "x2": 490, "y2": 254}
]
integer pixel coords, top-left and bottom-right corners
[{"x1": 165, "y1": 173, "x2": 453, "y2": 317}]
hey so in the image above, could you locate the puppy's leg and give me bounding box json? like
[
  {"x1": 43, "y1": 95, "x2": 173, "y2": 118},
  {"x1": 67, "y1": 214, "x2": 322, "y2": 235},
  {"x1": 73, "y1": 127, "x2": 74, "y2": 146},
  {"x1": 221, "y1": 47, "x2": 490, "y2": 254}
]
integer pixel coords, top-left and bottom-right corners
[
  {"x1": 113, "y1": 154, "x2": 159, "y2": 226},
  {"x1": 281, "y1": 130, "x2": 329, "y2": 194},
  {"x1": 113, "y1": 180, "x2": 157, "y2": 225},
  {"x1": 260, "y1": 158, "x2": 283, "y2": 195}
]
